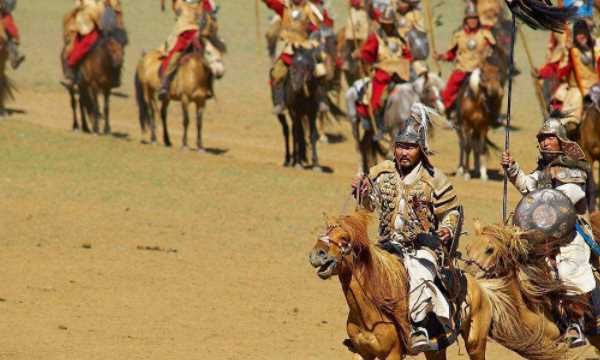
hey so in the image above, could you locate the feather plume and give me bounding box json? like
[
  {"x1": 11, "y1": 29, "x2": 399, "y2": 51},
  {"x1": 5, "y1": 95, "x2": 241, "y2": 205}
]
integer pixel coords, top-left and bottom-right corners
[{"x1": 505, "y1": 0, "x2": 576, "y2": 32}]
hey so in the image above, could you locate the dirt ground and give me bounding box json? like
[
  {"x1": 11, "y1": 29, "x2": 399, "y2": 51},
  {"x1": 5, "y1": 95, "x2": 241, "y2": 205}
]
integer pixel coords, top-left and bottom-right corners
[{"x1": 0, "y1": 0, "x2": 598, "y2": 359}]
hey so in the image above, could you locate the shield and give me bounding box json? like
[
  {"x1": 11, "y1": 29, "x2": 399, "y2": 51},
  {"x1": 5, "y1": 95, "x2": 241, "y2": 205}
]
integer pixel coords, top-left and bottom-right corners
[
  {"x1": 406, "y1": 29, "x2": 429, "y2": 61},
  {"x1": 513, "y1": 189, "x2": 577, "y2": 240}
]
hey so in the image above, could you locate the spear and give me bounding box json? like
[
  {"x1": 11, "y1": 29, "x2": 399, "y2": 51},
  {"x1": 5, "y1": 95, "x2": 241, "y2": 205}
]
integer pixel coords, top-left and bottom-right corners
[{"x1": 423, "y1": 0, "x2": 441, "y2": 75}]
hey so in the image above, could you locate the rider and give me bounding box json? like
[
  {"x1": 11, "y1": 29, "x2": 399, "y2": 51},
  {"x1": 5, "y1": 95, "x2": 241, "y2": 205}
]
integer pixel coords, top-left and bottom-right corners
[
  {"x1": 353, "y1": 104, "x2": 462, "y2": 354},
  {"x1": 0, "y1": 0, "x2": 24, "y2": 69},
  {"x1": 435, "y1": 6, "x2": 495, "y2": 121},
  {"x1": 262, "y1": 0, "x2": 325, "y2": 115},
  {"x1": 501, "y1": 114, "x2": 597, "y2": 347},
  {"x1": 360, "y1": 5, "x2": 413, "y2": 139},
  {"x1": 63, "y1": 0, "x2": 105, "y2": 83},
  {"x1": 395, "y1": 0, "x2": 425, "y2": 38},
  {"x1": 158, "y1": 0, "x2": 224, "y2": 100}
]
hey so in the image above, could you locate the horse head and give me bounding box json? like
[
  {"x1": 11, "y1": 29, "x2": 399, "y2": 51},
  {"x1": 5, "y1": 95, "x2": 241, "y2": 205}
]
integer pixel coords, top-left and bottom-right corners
[
  {"x1": 289, "y1": 46, "x2": 316, "y2": 93},
  {"x1": 478, "y1": 61, "x2": 505, "y2": 101},
  {"x1": 308, "y1": 211, "x2": 371, "y2": 279},
  {"x1": 464, "y1": 222, "x2": 552, "y2": 279},
  {"x1": 105, "y1": 37, "x2": 125, "y2": 68},
  {"x1": 416, "y1": 72, "x2": 445, "y2": 115}
]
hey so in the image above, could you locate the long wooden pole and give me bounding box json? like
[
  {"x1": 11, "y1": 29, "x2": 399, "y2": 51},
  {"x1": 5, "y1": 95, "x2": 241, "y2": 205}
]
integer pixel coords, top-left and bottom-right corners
[
  {"x1": 423, "y1": 0, "x2": 442, "y2": 75},
  {"x1": 517, "y1": 27, "x2": 549, "y2": 118},
  {"x1": 255, "y1": 0, "x2": 262, "y2": 58},
  {"x1": 503, "y1": 13, "x2": 517, "y2": 223}
]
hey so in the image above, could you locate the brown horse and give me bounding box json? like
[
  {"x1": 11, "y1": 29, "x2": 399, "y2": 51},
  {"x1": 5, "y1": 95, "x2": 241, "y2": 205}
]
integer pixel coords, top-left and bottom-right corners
[
  {"x1": 456, "y1": 60, "x2": 504, "y2": 181},
  {"x1": 135, "y1": 48, "x2": 212, "y2": 150},
  {"x1": 464, "y1": 222, "x2": 600, "y2": 356},
  {"x1": 580, "y1": 100, "x2": 600, "y2": 205},
  {"x1": 309, "y1": 211, "x2": 496, "y2": 360}
]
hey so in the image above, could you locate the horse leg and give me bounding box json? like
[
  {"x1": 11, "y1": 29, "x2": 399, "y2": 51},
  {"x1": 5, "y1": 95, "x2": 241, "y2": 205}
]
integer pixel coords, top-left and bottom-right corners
[
  {"x1": 196, "y1": 104, "x2": 205, "y2": 152},
  {"x1": 160, "y1": 100, "x2": 172, "y2": 147},
  {"x1": 477, "y1": 134, "x2": 488, "y2": 181},
  {"x1": 91, "y1": 91, "x2": 100, "y2": 134},
  {"x1": 149, "y1": 98, "x2": 157, "y2": 145},
  {"x1": 464, "y1": 133, "x2": 472, "y2": 181},
  {"x1": 79, "y1": 88, "x2": 91, "y2": 133},
  {"x1": 181, "y1": 102, "x2": 189, "y2": 149},
  {"x1": 278, "y1": 114, "x2": 291, "y2": 166},
  {"x1": 309, "y1": 109, "x2": 322, "y2": 172},
  {"x1": 103, "y1": 90, "x2": 111, "y2": 135},
  {"x1": 68, "y1": 87, "x2": 79, "y2": 131},
  {"x1": 456, "y1": 129, "x2": 465, "y2": 177},
  {"x1": 424, "y1": 350, "x2": 447, "y2": 360},
  {"x1": 318, "y1": 111, "x2": 329, "y2": 143}
]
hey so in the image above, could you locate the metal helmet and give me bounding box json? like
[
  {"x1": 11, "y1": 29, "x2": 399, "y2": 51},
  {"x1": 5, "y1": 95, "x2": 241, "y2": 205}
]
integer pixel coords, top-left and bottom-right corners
[
  {"x1": 394, "y1": 103, "x2": 432, "y2": 155},
  {"x1": 464, "y1": 2, "x2": 479, "y2": 19},
  {"x1": 513, "y1": 188, "x2": 577, "y2": 241},
  {"x1": 536, "y1": 114, "x2": 587, "y2": 160},
  {"x1": 378, "y1": 5, "x2": 396, "y2": 25},
  {"x1": 536, "y1": 117, "x2": 568, "y2": 143}
]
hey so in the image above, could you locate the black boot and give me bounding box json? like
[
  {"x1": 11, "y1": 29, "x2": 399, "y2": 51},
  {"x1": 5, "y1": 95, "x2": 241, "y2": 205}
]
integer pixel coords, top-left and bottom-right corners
[
  {"x1": 8, "y1": 40, "x2": 25, "y2": 70},
  {"x1": 271, "y1": 82, "x2": 285, "y2": 115},
  {"x1": 372, "y1": 110, "x2": 385, "y2": 141},
  {"x1": 158, "y1": 74, "x2": 171, "y2": 101}
]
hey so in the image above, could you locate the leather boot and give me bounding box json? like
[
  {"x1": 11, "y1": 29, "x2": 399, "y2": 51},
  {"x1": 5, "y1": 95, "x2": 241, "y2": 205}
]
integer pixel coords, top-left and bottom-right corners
[
  {"x1": 8, "y1": 40, "x2": 25, "y2": 70},
  {"x1": 158, "y1": 74, "x2": 172, "y2": 101}
]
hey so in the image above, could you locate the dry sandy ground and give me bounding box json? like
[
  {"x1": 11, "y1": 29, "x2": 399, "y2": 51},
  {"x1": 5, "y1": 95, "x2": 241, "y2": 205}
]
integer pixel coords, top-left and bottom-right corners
[{"x1": 0, "y1": 0, "x2": 598, "y2": 359}]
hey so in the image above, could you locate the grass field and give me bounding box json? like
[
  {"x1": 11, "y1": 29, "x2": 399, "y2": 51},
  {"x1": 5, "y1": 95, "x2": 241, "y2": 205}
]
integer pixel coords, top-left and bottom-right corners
[{"x1": 1, "y1": 1, "x2": 597, "y2": 359}]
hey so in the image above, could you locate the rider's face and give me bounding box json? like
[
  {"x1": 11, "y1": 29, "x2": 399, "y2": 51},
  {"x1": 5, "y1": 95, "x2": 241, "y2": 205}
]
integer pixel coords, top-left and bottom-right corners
[
  {"x1": 576, "y1": 33, "x2": 588, "y2": 47},
  {"x1": 394, "y1": 143, "x2": 421, "y2": 169},
  {"x1": 397, "y1": 2, "x2": 410, "y2": 13},
  {"x1": 466, "y1": 18, "x2": 479, "y2": 30},
  {"x1": 539, "y1": 135, "x2": 561, "y2": 153}
]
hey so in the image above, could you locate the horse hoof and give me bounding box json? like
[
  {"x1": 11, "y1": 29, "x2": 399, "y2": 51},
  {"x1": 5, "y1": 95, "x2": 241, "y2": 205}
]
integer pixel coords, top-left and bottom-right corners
[
  {"x1": 319, "y1": 135, "x2": 329, "y2": 144},
  {"x1": 456, "y1": 168, "x2": 464, "y2": 177},
  {"x1": 197, "y1": 147, "x2": 206, "y2": 153},
  {"x1": 313, "y1": 166, "x2": 324, "y2": 173},
  {"x1": 180, "y1": 145, "x2": 188, "y2": 151},
  {"x1": 294, "y1": 163, "x2": 304, "y2": 170},
  {"x1": 480, "y1": 173, "x2": 488, "y2": 182},
  {"x1": 464, "y1": 173, "x2": 471, "y2": 181},
  {"x1": 283, "y1": 160, "x2": 291, "y2": 167}
]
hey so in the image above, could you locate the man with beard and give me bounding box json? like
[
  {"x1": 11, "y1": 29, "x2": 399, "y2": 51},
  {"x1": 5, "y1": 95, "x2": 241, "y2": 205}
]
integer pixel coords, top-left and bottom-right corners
[
  {"x1": 502, "y1": 114, "x2": 597, "y2": 347},
  {"x1": 352, "y1": 103, "x2": 462, "y2": 353}
]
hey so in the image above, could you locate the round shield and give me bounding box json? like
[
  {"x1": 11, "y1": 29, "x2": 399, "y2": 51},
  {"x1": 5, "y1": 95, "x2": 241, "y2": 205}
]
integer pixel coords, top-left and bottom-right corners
[
  {"x1": 513, "y1": 188, "x2": 576, "y2": 240},
  {"x1": 406, "y1": 29, "x2": 430, "y2": 61}
]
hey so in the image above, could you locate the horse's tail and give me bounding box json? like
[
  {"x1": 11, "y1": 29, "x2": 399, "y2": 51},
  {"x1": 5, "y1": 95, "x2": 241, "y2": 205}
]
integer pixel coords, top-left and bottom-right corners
[
  {"x1": 325, "y1": 92, "x2": 346, "y2": 121},
  {"x1": 134, "y1": 71, "x2": 147, "y2": 133},
  {"x1": 479, "y1": 278, "x2": 569, "y2": 360},
  {"x1": 483, "y1": 136, "x2": 500, "y2": 155}
]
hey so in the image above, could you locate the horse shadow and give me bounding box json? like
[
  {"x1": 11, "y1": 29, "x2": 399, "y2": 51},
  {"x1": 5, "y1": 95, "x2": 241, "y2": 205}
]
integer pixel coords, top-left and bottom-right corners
[
  {"x1": 0, "y1": 107, "x2": 27, "y2": 116},
  {"x1": 323, "y1": 132, "x2": 346, "y2": 144},
  {"x1": 199, "y1": 147, "x2": 228, "y2": 156},
  {"x1": 110, "y1": 131, "x2": 130, "y2": 141}
]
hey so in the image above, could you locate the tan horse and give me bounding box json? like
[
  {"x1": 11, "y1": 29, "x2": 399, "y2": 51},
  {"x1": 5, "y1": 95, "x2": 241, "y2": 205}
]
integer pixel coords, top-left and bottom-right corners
[
  {"x1": 464, "y1": 222, "x2": 600, "y2": 356},
  {"x1": 135, "y1": 48, "x2": 212, "y2": 150},
  {"x1": 580, "y1": 102, "x2": 600, "y2": 205},
  {"x1": 456, "y1": 60, "x2": 504, "y2": 181},
  {"x1": 309, "y1": 211, "x2": 495, "y2": 360}
]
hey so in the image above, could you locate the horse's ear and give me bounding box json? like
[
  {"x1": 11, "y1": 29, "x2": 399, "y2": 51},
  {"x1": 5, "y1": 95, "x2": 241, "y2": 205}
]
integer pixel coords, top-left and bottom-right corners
[{"x1": 473, "y1": 219, "x2": 483, "y2": 236}]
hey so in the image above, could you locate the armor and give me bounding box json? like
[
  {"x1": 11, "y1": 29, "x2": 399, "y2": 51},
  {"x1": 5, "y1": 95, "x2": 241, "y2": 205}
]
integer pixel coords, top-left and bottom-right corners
[
  {"x1": 406, "y1": 28, "x2": 429, "y2": 61},
  {"x1": 374, "y1": 28, "x2": 411, "y2": 81},
  {"x1": 448, "y1": 27, "x2": 495, "y2": 72}
]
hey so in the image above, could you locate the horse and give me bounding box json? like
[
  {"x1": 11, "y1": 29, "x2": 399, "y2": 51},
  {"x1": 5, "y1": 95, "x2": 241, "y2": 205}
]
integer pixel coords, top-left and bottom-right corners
[
  {"x1": 455, "y1": 59, "x2": 504, "y2": 181},
  {"x1": 580, "y1": 88, "x2": 600, "y2": 205},
  {"x1": 63, "y1": 7, "x2": 127, "y2": 134},
  {"x1": 135, "y1": 47, "x2": 212, "y2": 150},
  {"x1": 309, "y1": 211, "x2": 496, "y2": 360},
  {"x1": 464, "y1": 222, "x2": 600, "y2": 355},
  {"x1": 276, "y1": 46, "x2": 324, "y2": 170},
  {"x1": 348, "y1": 75, "x2": 447, "y2": 174}
]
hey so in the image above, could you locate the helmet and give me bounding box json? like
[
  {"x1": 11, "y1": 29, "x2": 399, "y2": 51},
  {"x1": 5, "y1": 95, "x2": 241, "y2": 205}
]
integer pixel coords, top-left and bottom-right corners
[
  {"x1": 394, "y1": 103, "x2": 432, "y2": 156},
  {"x1": 536, "y1": 114, "x2": 586, "y2": 160},
  {"x1": 378, "y1": 5, "x2": 396, "y2": 24},
  {"x1": 464, "y1": 3, "x2": 479, "y2": 19}
]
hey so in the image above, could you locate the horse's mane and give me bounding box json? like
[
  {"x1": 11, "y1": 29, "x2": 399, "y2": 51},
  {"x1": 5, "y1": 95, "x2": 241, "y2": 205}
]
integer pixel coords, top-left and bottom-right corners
[
  {"x1": 480, "y1": 224, "x2": 588, "y2": 319},
  {"x1": 337, "y1": 211, "x2": 411, "y2": 350}
]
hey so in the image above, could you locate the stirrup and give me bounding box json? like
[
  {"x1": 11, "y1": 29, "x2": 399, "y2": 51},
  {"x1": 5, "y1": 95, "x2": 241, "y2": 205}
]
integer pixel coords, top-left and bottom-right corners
[
  {"x1": 565, "y1": 324, "x2": 587, "y2": 348},
  {"x1": 410, "y1": 327, "x2": 435, "y2": 353}
]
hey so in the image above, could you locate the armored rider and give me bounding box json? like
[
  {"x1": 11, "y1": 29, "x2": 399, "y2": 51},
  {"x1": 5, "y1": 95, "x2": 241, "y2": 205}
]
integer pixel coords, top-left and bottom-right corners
[
  {"x1": 0, "y1": 0, "x2": 24, "y2": 69},
  {"x1": 435, "y1": 6, "x2": 495, "y2": 121},
  {"x1": 352, "y1": 103, "x2": 462, "y2": 353},
  {"x1": 502, "y1": 114, "x2": 598, "y2": 347}
]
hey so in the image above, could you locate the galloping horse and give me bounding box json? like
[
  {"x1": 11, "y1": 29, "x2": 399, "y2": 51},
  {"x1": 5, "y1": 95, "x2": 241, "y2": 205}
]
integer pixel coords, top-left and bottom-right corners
[
  {"x1": 456, "y1": 59, "x2": 504, "y2": 181},
  {"x1": 135, "y1": 48, "x2": 212, "y2": 150},
  {"x1": 464, "y1": 222, "x2": 600, "y2": 355},
  {"x1": 63, "y1": 9, "x2": 126, "y2": 134},
  {"x1": 309, "y1": 211, "x2": 495, "y2": 360},
  {"x1": 580, "y1": 90, "x2": 600, "y2": 205},
  {"x1": 277, "y1": 46, "x2": 324, "y2": 170}
]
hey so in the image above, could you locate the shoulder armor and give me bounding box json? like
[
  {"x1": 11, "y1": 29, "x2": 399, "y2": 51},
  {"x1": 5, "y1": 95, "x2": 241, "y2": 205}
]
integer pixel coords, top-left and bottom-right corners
[
  {"x1": 368, "y1": 160, "x2": 396, "y2": 180},
  {"x1": 482, "y1": 29, "x2": 496, "y2": 45},
  {"x1": 551, "y1": 166, "x2": 587, "y2": 184}
]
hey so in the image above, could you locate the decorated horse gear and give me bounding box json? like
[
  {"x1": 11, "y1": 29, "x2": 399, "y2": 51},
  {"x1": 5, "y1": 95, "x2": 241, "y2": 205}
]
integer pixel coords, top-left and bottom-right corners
[{"x1": 513, "y1": 188, "x2": 577, "y2": 241}]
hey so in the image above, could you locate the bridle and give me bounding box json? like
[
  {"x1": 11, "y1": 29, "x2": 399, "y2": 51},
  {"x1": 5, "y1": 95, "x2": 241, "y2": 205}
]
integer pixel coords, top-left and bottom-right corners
[{"x1": 319, "y1": 224, "x2": 352, "y2": 258}]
